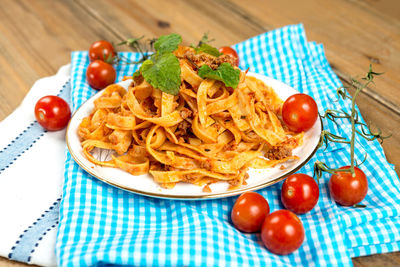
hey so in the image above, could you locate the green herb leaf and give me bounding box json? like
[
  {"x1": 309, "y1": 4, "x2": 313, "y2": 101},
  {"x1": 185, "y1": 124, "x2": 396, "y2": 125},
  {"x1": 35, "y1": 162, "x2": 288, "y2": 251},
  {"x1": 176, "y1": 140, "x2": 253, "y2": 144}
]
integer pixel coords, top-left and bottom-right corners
[
  {"x1": 154, "y1": 33, "x2": 182, "y2": 54},
  {"x1": 141, "y1": 53, "x2": 181, "y2": 95},
  {"x1": 132, "y1": 70, "x2": 140, "y2": 78},
  {"x1": 135, "y1": 33, "x2": 182, "y2": 95},
  {"x1": 198, "y1": 63, "x2": 240, "y2": 88},
  {"x1": 195, "y1": 43, "x2": 222, "y2": 57}
]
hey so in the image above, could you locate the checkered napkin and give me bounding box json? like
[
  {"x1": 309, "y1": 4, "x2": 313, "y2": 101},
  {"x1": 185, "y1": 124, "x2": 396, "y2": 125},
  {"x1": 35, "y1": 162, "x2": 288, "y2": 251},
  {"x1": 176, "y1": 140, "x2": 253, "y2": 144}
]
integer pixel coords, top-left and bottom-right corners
[{"x1": 56, "y1": 24, "x2": 400, "y2": 266}]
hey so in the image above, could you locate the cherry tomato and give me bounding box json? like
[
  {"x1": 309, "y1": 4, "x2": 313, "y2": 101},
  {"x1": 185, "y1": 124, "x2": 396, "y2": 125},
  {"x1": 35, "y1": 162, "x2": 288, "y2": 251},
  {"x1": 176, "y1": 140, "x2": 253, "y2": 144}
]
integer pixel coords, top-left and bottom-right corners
[
  {"x1": 282, "y1": 93, "x2": 318, "y2": 132},
  {"x1": 329, "y1": 166, "x2": 368, "y2": 206},
  {"x1": 89, "y1": 40, "x2": 116, "y2": 62},
  {"x1": 281, "y1": 174, "x2": 319, "y2": 214},
  {"x1": 261, "y1": 210, "x2": 305, "y2": 255},
  {"x1": 231, "y1": 192, "x2": 270, "y2": 233},
  {"x1": 219, "y1": 46, "x2": 239, "y2": 66},
  {"x1": 34, "y1": 96, "x2": 71, "y2": 131},
  {"x1": 86, "y1": 60, "x2": 116, "y2": 90}
]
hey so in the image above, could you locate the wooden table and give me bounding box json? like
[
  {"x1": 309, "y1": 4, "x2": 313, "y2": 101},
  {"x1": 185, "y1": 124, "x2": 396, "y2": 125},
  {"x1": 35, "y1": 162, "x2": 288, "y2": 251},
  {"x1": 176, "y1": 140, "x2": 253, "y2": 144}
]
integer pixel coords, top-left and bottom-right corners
[{"x1": 1, "y1": 0, "x2": 399, "y2": 266}]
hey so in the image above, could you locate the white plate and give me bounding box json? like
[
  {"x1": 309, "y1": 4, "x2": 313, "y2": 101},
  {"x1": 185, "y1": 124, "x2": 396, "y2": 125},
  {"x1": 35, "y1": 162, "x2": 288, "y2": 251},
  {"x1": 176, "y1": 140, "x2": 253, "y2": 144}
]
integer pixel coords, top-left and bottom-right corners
[{"x1": 66, "y1": 72, "x2": 322, "y2": 200}]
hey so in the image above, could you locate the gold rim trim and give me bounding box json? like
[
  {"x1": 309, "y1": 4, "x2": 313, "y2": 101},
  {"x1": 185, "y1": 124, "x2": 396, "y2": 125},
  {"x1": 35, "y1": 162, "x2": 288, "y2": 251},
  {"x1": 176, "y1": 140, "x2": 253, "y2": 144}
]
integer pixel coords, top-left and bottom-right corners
[{"x1": 65, "y1": 85, "x2": 323, "y2": 201}]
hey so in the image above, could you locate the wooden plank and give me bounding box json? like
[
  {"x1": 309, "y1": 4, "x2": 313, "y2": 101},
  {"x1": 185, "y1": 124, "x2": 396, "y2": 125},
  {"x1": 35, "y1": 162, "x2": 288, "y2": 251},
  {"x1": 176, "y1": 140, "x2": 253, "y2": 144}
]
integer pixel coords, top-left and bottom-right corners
[
  {"x1": 0, "y1": 257, "x2": 37, "y2": 267},
  {"x1": 352, "y1": 0, "x2": 400, "y2": 22},
  {"x1": 354, "y1": 251, "x2": 400, "y2": 267},
  {"x1": 345, "y1": 80, "x2": 400, "y2": 174},
  {"x1": 0, "y1": 0, "x2": 119, "y2": 120},
  {"x1": 73, "y1": 0, "x2": 263, "y2": 48},
  {"x1": 227, "y1": 0, "x2": 400, "y2": 115}
]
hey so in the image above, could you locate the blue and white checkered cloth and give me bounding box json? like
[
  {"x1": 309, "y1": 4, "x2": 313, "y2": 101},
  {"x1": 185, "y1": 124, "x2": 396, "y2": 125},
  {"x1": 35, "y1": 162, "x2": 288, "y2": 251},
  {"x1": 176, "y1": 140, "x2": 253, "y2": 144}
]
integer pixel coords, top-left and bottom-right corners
[{"x1": 56, "y1": 24, "x2": 400, "y2": 266}]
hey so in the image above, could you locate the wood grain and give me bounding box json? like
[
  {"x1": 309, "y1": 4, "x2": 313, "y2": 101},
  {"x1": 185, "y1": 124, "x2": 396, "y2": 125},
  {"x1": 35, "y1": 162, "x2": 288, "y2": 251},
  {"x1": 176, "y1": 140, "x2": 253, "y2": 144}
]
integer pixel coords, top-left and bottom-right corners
[
  {"x1": 74, "y1": 0, "x2": 263, "y2": 46},
  {"x1": 353, "y1": 251, "x2": 400, "y2": 267},
  {"x1": 0, "y1": 0, "x2": 399, "y2": 266},
  {"x1": 352, "y1": 0, "x2": 400, "y2": 22},
  {"x1": 228, "y1": 0, "x2": 400, "y2": 115},
  {"x1": 0, "y1": 257, "x2": 38, "y2": 267},
  {"x1": 345, "y1": 78, "x2": 400, "y2": 174},
  {"x1": 0, "y1": 0, "x2": 118, "y2": 120}
]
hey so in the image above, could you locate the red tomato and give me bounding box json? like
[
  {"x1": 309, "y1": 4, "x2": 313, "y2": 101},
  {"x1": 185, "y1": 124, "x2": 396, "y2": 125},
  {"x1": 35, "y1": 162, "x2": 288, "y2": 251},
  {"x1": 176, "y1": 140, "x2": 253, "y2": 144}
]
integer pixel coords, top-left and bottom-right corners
[
  {"x1": 329, "y1": 166, "x2": 368, "y2": 206},
  {"x1": 282, "y1": 93, "x2": 318, "y2": 132},
  {"x1": 231, "y1": 192, "x2": 270, "y2": 233},
  {"x1": 219, "y1": 46, "x2": 239, "y2": 66},
  {"x1": 281, "y1": 174, "x2": 319, "y2": 214},
  {"x1": 261, "y1": 210, "x2": 305, "y2": 255},
  {"x1": 34, "y1": 96, "x2": 71, "y2": 131},
  {"x1": 86, "y1": 60, "x2": 116, "y2": 90},
  {"x1": 89, "y1": 40, "x2": 116, "y2": 62}
]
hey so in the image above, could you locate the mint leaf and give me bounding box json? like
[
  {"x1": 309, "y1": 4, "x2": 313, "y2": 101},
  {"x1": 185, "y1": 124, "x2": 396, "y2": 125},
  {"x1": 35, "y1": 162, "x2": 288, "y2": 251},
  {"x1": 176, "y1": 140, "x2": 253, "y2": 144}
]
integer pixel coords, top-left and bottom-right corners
[
  {"x1": 136, "y1": 33, "x2": 183, "y2": 95},
  {"x1": 195, "y1": 43, "x2": 222, "y2": 57},
  {"x1": 154, "y1": 33, "x2": 182, "y2": 54},
  {"x1": 141, "y1": 53, "x2": 181, "y2": 95},
  {"x1": 198, "y1": 63, "x2": 240, "y2": 88}
]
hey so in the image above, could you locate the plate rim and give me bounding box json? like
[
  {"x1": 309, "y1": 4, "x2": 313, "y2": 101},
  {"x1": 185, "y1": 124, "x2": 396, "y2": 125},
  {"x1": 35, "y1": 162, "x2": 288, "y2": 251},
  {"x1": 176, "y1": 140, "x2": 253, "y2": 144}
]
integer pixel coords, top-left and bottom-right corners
[{"x1": 66, "y1": 74, "x2": 323, "y2": 200}]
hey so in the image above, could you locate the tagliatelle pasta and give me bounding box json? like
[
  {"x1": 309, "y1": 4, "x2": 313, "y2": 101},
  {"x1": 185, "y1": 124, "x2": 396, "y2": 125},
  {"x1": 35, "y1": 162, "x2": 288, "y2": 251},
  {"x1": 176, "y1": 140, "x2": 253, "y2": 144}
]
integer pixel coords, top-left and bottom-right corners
[{"x1": 78, "y1": 45, "x2": 303, "y2": 191}]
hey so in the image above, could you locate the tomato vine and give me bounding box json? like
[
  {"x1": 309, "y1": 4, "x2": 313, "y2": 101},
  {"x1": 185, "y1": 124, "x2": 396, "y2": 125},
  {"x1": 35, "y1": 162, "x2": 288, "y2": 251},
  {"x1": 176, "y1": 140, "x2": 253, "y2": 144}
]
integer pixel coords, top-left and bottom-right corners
[{"x1": 314, "y1": 65, "x2": 390, "y2": 182}]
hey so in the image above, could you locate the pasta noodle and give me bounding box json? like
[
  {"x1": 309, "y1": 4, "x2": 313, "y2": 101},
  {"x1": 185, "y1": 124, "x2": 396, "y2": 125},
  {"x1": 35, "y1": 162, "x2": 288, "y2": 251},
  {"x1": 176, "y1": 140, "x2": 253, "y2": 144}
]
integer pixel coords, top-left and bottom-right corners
[{"x1": 78, "y1": 45, "x2": 302, "y2": 191}]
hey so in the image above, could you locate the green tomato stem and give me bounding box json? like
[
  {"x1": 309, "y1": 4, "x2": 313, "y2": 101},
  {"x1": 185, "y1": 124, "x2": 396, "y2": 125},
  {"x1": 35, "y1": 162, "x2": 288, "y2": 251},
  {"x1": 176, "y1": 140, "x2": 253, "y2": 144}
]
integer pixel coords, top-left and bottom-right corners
[{"x1": 350, "y1": 79, "x2": 372, "y2": 176}]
